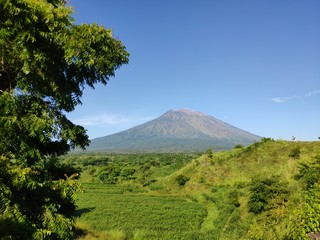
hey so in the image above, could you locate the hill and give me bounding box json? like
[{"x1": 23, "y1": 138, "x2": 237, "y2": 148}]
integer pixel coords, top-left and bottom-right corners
[
  {"x1": 87, "y1": 109, "x2": 261, "y2": 152},
  {"x1": 155, "y1": 139, "x2": 320, "y2": 239},
  {"x1": 72, "y1": 139, "x2": 320, "y2": 239}
]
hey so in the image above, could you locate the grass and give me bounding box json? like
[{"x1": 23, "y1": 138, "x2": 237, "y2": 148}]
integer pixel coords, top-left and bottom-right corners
[
  {"x1": 75, "y1": 183, "x2": 207, "y2": 239},
  {"x1": 72, "y1": 140, "x2": 320, "y2": 239},
  {"x1": 75, "y1": 222, "x2": 126, "y2": 240}
]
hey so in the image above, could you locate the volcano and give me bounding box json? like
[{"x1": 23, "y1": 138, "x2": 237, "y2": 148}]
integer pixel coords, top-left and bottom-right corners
[{"x1": 87, "y1": 109, "x2": 261, "y2": 152}]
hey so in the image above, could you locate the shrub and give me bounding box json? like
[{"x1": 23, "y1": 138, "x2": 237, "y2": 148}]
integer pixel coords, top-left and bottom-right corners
[
  {"x1": 98, "y1": 171, "x2": 109, "y2": 182},
  {"x1": 295, "y1": 155, "x2": 320, "y2": 189},
  {"x1": 248, "y1": 176, "x2": 289, "y2": 214},
  {"x1": 228, "y1": 190, "x2": 240, "y2": 207},
  {"x1": 176, "y1": 174, "x2": 190, "y2": 186},
  {"x1": 97, "y1": 167, "x2": 120, "y2": 184},
  {"x1": 120, "y1": 168, "x2": 136, "y2": 180},
  {"x1": 289, "y1": 157, "x2": 320, "y2": 238},
  {"x1": 234, "y1": 144, "x2": 244, "y2": 149},
  {"x1": 205, "y1": 148, "x2": 213, "y2": 158},
  {"x1": 289, "y1": 147, "x2": 301, "y2": 159}
]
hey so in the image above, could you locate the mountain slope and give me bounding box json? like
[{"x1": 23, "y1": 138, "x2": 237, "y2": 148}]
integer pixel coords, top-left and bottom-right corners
[
  {"x1": 157, "y1": 140, "x2": 320, "y2": 239},
  {"x1": 88, "y1": 109, "x2": 261, "y2": 152}
]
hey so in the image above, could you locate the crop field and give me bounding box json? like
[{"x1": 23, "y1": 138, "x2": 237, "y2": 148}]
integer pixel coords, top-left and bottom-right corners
[{"x1": 76, "y1": 183, "x2": 207, "y2": 239}]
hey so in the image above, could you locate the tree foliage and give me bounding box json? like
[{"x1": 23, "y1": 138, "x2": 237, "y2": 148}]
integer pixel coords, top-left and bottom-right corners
[
  {"x1": 0, "y1": 0, "x2": 128, "y2": 160},
  {"x1": 0, "y1": 156, "x2": 82, "y2": 239},
  {"x1": 0, "y1": 0, "x2": 128, "y2": 238}
]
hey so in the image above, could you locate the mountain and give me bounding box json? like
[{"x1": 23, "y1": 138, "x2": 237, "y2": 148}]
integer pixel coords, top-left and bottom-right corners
[{"x1": 87, "y1": 109, "x2": 262, "y2": 152}]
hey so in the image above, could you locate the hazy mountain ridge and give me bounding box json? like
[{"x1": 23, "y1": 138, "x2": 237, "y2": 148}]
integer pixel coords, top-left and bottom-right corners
[{"x1": 87, "y1": 109, "x2": 261, "y2": 152}]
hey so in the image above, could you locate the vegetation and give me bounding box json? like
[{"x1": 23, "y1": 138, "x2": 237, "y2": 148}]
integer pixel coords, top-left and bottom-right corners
[
  {"x1": 175, "y1": 174, "x2": 190, "y2": 186},
  {"x1": 70, "y1": 140, "x2": 320, "y2": 239},
  {"x1": 76, "y1": 184, "x2": 206, "y2": 240},
  {"x1": 1, "y1": 1, "x2": 319, "y2": 240},
  {"x1": 247, "y1": 175, "x2": 289, "y2": 214},
  {"x1": 0, "y1": 0, "x2": 128, "y2": 239},
  {"x1": 63, "y1": 152, "x2": 195, "y2": 185}
]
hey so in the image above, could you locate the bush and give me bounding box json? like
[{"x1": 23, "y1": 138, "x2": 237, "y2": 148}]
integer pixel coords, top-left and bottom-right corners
[
  {"x1": 97, "y1": 166, "x2": 120, "y2": 184},
  {"x1": 248, "y1": 176, "x2": 289, "y2": 214},
  {"x1": 289, "y1": 157, "x2": 320, "y2": 238},
  {"x1": 83, "y1": 158, "x2": 109, "y2": 166},
  {"x1": 228, "y1": 190, "x2": 240, "y2": 207},
  {"x1": 289, "y1": 147, "x2": 301, "y2": 159},
  {"x1": 120, "y1": 168, "x2": 136, "y2": 180},
  {"x1": 234, "y1": 144, "x2": 244, "y2": 149},
  {"x1": 205, "y1": 148, "x2": 213, "y2": 158},
  {"x1": 295, "y1": 155, "x2": 320, "y2": 189},
  {"x1": 176, "y1": 174, "x2": 190, "y2": 186}
]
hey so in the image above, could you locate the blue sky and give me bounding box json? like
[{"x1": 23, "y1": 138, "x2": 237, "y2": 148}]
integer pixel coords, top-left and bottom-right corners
[{"x1": 68, "y1": 0, "x2": 320, "y2": 141}]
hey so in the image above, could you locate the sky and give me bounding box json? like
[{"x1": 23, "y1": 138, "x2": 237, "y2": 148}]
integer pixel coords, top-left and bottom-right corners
[{"x1": 67, "y1": 0, "x2": 320, "y2": 141}]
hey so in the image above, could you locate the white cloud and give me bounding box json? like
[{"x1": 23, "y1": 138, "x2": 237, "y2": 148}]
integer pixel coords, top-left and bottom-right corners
[
  {"x1": 73, "y1": 113, "x2": 154, "y2": 127},
  {"x1": 272, "y1": 90, "x2": 320, "y2": 103},
  {"x1": 306, "y1": 90, "x2": 320, "y2": 97},
  {"x1": 271, "y1": 96, "x2": 299, "y2": 103},
  {"x1": 74, "y1": 114, "x2": 128, "y2": 126}
]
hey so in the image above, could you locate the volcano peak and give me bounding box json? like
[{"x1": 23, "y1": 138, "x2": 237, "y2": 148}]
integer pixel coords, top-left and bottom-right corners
[{"x1": 88, "y1": 109, "x2": 261, "y2": 152}]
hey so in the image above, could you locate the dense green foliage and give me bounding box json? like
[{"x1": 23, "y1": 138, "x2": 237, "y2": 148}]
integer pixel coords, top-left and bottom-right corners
[
  {"x1": 72, "y1": 140, "x2": 320, "y2": 240},
  {"x1": 0, "y1": 0, "x2": 128, "y2": 238},
  {"x1": 64, "y1": 152, "x2": 195, "y2": 185},
  {"x1": 0, "y1": 156, "x2": 81, "y2": 239},
  {"x1": 248, "y1": 175, "x2": 289, "y2": 214},
  {"x1": 175, "y1": 174, "x2": 190, "y2": 186},
  {"x1": 292, "y1": 156, "x2": 320, "y2": 238}
]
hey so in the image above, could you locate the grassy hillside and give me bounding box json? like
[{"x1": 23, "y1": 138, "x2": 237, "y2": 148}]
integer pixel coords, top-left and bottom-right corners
[
  {"x1": 71, "y1": 139, "x2": 320, "y2": 239},
  {"x1": 153, "y1": 139, "x2": 320, "y2": 239},
  {"x1": 160, "y1": 139, "x2": 318, "y2": 192}
]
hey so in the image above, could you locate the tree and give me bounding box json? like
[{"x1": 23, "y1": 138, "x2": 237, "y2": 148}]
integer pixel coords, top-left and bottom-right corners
[{"x1": 0, "y1": 0, "x2": 129, "y2": 239}]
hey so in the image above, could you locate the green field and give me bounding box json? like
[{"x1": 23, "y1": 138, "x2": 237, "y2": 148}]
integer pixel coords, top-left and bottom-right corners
[
  {"x1": 76, "y1": 183, "x2": 206, "y2": 239},
  {"x1": 70, "y1": 140, "x2": 320, "y2": 239}
]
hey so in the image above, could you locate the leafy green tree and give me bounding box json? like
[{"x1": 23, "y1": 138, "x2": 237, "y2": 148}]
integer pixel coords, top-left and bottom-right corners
[{"x1": 0, "y1": 0, "x2": 128, "y2": 239}]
